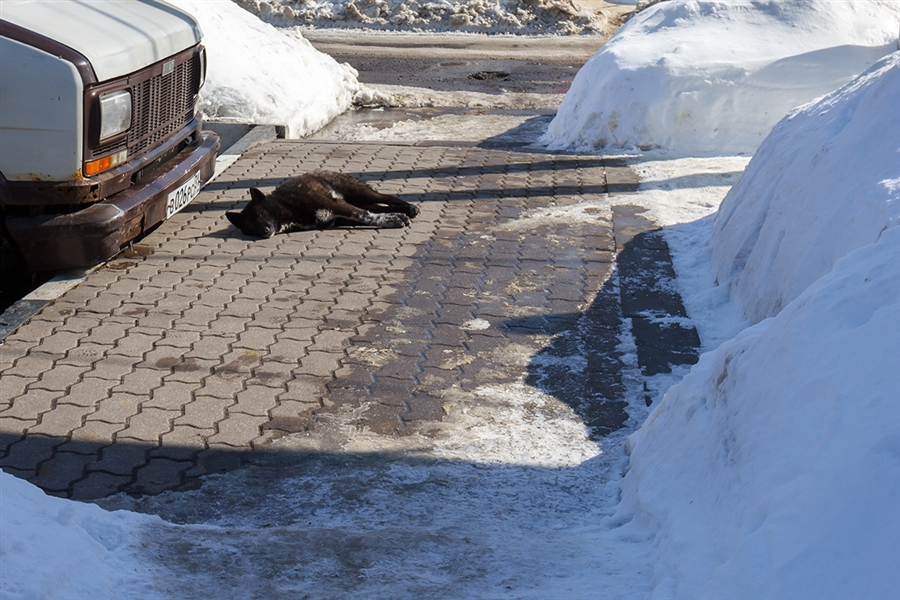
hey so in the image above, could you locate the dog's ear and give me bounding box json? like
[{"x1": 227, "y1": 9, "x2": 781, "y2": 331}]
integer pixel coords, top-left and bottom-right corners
[
  {"x1": 225, "y1": 211, "x2": 244, "y2": 228},
  {"x1": 249, "y1": 187, "x2": 266, "y2": 203}
]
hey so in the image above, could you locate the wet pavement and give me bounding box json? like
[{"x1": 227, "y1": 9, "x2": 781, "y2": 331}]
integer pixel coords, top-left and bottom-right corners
[{"x1": 0, "y1": 138, "x2": 698, "y2": 500}]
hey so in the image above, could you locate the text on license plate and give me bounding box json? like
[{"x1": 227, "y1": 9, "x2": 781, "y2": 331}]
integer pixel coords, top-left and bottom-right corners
[{"x1": 166, "y1": 171, "x2": 202, "y2": 219}]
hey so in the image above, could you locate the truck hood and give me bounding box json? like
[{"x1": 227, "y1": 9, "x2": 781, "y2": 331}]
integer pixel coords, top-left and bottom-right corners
[{"x1": 0, "y1": 0, "x2": 202, "y2": 82}]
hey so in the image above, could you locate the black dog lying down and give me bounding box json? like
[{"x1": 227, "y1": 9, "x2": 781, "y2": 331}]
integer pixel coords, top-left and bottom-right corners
[{"x1": 226, "y1": 170, "x2": 419, "y2": 238}]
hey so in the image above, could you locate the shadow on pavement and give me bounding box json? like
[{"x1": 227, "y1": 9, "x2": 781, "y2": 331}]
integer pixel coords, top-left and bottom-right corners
[{"x1": 506, "y1": 224, "x2": 700, "y2": 439}]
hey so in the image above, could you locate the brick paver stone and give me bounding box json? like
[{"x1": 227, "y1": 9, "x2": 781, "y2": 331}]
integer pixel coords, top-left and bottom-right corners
[{"x1": 0, "y1": 140, "x2": 695, "y2": 500}]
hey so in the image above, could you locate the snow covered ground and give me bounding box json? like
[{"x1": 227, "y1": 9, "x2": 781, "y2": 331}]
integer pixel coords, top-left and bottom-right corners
[{"x1": 2, "y1": 1, "x2": 899, "y2": 598}]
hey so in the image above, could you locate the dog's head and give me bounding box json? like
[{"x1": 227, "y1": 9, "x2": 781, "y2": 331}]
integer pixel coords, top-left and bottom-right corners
[{"x1": 226, "y1": 188, "x2": 277, "y2": 238}]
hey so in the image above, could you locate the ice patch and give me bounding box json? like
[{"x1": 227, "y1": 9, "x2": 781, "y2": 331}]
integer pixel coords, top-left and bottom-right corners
[
  {"x1": 461, "y1": 318, "x2": 491, "y2": 331},
  {"x1": 636, "y1": 309, "x2": 694, "y2": 329},
  {"x1": 496, "y1": 198, "x2": 610, "y2": 231},
  {"x1": 434, "y1": 383, "x2": 601, "y2": 467}
]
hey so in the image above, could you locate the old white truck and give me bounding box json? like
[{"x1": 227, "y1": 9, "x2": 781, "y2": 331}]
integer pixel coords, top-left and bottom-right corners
[{"x1": 0, "y1": 0, "x2": 219, "y2": 271}]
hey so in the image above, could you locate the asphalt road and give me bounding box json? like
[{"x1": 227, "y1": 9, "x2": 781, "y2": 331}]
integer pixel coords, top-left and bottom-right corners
[{"x1": 303, "y1": 30, "x2": 606, "y2": 95}]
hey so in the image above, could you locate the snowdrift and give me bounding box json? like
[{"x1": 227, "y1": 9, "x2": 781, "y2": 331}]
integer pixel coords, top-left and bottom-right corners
[
  {"x1": 621, "y1": 228, "x2": 900, "y2": 599},
  {"x1": 711, "y1": 51, "x2": 900, "y2": 323},
  {"x1": 170, "y1": 0, "x2": 361, "y2": 138},
  {"x1": 0, "y1": 471, "x2": 164, "y2": 599},
  {"x1": 617, "y1": 50, "x2": 900, "y2": 600},
  {"x1": 543, "y1": 0, "x2": 900, "y2": 155}
]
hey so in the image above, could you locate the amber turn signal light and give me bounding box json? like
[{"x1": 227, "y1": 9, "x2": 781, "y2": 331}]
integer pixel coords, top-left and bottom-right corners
[{"x1": 84, "y1": 149, "x2": 127, "y2": 176}]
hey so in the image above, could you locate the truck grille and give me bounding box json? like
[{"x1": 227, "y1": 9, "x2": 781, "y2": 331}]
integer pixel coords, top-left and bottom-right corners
[
  {"x1": 90, "y1": 47, "x2": 201, "y2": 160},
  {"x1": 130, "y1": 55, "x2": 198, "y2": 154}
]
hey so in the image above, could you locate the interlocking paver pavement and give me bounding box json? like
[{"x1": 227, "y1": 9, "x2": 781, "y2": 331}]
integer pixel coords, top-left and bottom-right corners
[{"x1": 0, "y1": 140, "x2": 698, "y2": 499}]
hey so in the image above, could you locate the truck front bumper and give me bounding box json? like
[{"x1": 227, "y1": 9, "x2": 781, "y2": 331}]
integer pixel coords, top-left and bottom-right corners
[{"x1": 6, "y1": 131, "x2": 220, "y2": 272}]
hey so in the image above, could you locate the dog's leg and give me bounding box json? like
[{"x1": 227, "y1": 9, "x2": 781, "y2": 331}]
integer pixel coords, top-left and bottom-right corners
[
  {"x1": 353, "y1": 191, "x2": 420, "y2": 218},
  {"x1": 329, "y1": 174, "x2": 420, "y2": 218},
  {"x1": 321, "y1": 202, "x2": 410, "y2": 229}
]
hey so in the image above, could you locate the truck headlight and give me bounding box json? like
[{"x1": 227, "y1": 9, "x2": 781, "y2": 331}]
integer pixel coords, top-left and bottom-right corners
[{"x1": 98, "y1": 90, "x2": 132, "y2": 141}]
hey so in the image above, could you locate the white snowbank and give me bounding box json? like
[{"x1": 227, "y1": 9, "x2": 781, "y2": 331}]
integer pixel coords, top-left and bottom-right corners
[
  {"x1": 711, "y1": 51, "x2": 900, "y2": 323},
  {"x1": 0, "y1": 472, "x2": 164, "y2": 599},
  {"x1": 170, "y1": 0, "x2": 361, "y2": 137},
  {"x1": 543, "y1": 0, "x2": 900, "y2": 155},
  {"x1": 619, "y1": 227, "x2": 900, "y2": 600},
  {"x1": 616, "y1": 48, "x2": 900, "y2": 600}
]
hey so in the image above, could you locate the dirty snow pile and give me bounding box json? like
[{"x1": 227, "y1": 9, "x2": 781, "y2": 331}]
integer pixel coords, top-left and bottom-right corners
[
  {"x1": 543, "y1": 0, "x2": 900, "y2": 154},
  {"x1": 233, "y1": 0, "x2": 611, "y2": 35},
  {"x1": 168, "y1": 0, "x2": 361, "y2": 137},
  {"x1": 612, "y1": 43, "x2": 900, "y2": 600}
]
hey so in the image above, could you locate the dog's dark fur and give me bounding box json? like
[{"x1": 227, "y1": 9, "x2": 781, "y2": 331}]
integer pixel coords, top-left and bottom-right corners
[{"x1": 226, "y1": 170, "x2": 419, "y2": 238}]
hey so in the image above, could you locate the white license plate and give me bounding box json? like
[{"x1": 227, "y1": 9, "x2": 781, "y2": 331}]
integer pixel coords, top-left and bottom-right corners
[{"x1": 166, "y1": 170, "x2": 202, "y2": 219}]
